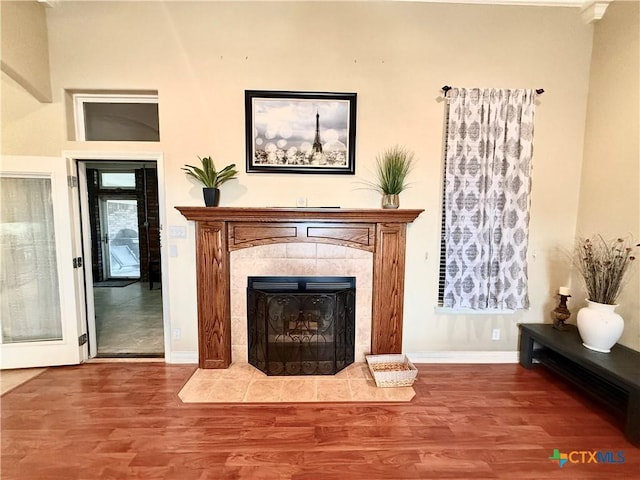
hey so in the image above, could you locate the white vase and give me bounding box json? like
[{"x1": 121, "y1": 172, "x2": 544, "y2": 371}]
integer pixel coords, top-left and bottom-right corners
[{"x1": 576, "y1": 300, "x2": 624, "y2": 353}]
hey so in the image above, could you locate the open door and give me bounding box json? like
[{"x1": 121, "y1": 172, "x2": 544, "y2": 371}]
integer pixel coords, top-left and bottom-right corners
[{"x1": 0, "y1": 156, "x2": 86, "y2": 369}]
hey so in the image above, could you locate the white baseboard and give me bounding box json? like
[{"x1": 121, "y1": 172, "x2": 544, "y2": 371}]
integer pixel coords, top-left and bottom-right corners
[
  {"x1": 167, "y1": 351, "x2": 198, "y2": 364},
  {"x1": 166, "y1": 351, "x2": 518, "y2": 365},
  {"x1": 407, "y1": 351, "x2": 519, "y2": 364}
]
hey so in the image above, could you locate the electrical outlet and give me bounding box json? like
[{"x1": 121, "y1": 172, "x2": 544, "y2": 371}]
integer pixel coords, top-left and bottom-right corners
[
  {"x1": 492, "y1": 328, "x2": 501, "y2": 341},
  {"x1": 296, "y1": 197, "x2": 307, "y2": 207},
  {"x1": 172, "y1": 328, "x2": 181, "y2": 340}
]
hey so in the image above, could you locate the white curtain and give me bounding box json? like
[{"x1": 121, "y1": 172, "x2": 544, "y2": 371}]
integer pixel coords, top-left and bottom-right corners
[
  {"x1": 1, "y1": 177, "x2": 63, "y2": 342},
  {"x1": 443, "y1": 88, "x2": 536, "y2": 310}
]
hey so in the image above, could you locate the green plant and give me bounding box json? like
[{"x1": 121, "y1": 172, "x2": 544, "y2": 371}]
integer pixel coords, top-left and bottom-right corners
[
  {"x1": 574, "y1": 235, "x2": 639, "y2": 305},
  {"x1": 182, "y1": 156, "x2": 238, "y2": 188},
  {"x1": 366, "y1": 145, "x2": 415, "y2": 195}
]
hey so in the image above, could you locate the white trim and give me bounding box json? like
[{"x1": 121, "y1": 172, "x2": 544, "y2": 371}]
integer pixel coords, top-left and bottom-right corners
[
  {"x1": 72, "y1": 93, "x2": 159, "y2": 142},
  {"x1": 62, "y1": 150, "x2": 171, "y2": 362},
  {"x1": 170, "y1": 350, "x2": 518, "y2": 365},
  {"x1": 581, "y1": 1, "x2": 611, "y2": 23},
  {"x1": 76, "y1": 163, "x2": 97, "y2": 358},
  {"x1": 393, "y1": 0, "x2": 585, "y2": 6},
  {"x1": 407, "y1": 351, "x2": 519, "y2": 363},
  {"x1": 168, "y1": 351, "x2": 198, "y2": 364}
]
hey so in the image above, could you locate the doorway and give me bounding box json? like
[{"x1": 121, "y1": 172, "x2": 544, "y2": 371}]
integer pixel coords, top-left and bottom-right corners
[
  {"x1": 79, "y1": 160, "x2": 164, "y2": 358},
  {"x1": 100, "y1": 197, "x2": 140, "y2": 280}
]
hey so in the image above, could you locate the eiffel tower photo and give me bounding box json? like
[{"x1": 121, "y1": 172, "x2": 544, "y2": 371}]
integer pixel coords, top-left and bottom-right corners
[{"x1": 310, "y1": 110, "x2": 327, "y2": 165}]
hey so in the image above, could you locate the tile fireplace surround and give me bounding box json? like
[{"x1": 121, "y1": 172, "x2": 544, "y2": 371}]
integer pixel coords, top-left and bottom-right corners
[{"x1": 176, "y1": 207, "x2": 423, "y2": 369}]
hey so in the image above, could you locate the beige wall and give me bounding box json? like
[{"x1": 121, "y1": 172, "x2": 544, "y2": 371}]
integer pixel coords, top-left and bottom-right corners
[
  {"x1": 0, "y1": 1, "x2": 52, "y2": 102},
  {"x1": 2, "y1": 1, "x2": 601, "y2": 359},
  {"x1": 575, "y1": 1, "x2": 640, "y2": 350}
]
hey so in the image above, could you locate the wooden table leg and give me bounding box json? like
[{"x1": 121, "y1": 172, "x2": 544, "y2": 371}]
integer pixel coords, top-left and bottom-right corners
[
  {"x1": 626, "y1": 389, "x2": 640, "y2": 447},
  {"x1": 518, "y1": 327, "x2": 535, "y2": 369}
]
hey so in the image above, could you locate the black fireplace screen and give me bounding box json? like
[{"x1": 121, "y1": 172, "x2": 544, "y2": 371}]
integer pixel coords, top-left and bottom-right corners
[{"x1": 247, "y1": 276, "x2": 356, "y2": 375}]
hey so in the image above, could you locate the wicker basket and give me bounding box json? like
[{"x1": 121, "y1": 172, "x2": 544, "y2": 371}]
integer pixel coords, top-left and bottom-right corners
[{"x1": 365, "y1": 354, "x2": 418, "y2": 388}]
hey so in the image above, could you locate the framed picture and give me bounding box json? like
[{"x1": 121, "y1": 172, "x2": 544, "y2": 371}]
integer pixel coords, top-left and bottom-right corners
[{"x1": 245, "y1": 90, "x2": 357, "y2": 174}]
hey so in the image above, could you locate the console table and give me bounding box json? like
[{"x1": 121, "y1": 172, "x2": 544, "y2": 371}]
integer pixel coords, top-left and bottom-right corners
[{"x1": 519, "y1": 323, "x2": 639, "y2": 447}]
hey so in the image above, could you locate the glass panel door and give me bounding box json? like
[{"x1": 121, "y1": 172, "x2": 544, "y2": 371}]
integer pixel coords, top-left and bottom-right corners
[
  {"x1": 0, "y1": 156, "x2": 83, "y2": 369},
  {"x1": 101, "y1": 198, "x2": 140, "y2": 279},
  {"x1": 1, "y1": 177, "x2": 63, "y2": 343}
]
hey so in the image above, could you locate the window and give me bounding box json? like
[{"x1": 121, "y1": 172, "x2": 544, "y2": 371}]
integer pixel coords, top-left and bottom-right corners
[
  {"x1": 99, "y1": 172, "x2": 136, "y2": 189},
  {"x1": 438, "y1": 88, "x2": 537, "y2": 311},
  {"x1": 73, "y1": 93, "x2": 159, "y2": 141}
]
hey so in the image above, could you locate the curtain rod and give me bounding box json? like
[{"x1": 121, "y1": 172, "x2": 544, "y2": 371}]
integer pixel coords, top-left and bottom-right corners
[{"x1": 441, "y1": 85, "x2": 544, "y2": 95}]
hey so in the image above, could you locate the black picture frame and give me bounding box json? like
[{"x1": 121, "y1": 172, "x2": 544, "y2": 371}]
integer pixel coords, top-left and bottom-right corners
[{"x1": 245, "y1": 90, "x2": 357, "y2": 175}]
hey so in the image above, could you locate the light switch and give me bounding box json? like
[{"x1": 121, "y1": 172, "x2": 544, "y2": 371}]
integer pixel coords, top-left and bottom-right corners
[
  {"x1": 169, "y1": 226, "x2": 187, "y2": 238},
  {"x1": 169, "y1": 244, "x2": 178, "y2": 257}
]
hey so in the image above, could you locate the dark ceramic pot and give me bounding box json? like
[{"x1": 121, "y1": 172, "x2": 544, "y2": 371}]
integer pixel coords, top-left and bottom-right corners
[{"x1": 203, "y1": 187, "x2": 220, "y2": 207}]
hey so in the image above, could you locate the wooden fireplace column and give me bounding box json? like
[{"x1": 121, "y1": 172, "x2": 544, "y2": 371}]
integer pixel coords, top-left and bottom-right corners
[{"x1": 176, "y1": 207, "x2": 423, "y2": 369}]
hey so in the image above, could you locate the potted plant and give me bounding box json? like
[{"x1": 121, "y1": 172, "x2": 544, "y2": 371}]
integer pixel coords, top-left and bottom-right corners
[
  {"x1": 182, "y1": 156, "x2": 238, "y2": 207},
  {"x1": 364, "y1": 145, "x2": 415, "y2": 209},
  {"x1": 574, "y1": 235, "x2": 639, "y2": 352}
]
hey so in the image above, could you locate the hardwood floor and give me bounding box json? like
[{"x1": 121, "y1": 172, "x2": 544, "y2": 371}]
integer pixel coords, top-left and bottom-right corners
[{"x1": 1, "y1": 363, "x2": 638, "y2": 479}]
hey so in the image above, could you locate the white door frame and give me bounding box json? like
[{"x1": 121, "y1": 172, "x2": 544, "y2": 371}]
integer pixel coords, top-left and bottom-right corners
[
  {"x1": 1, "y1": 155, "x2": 86, "y2": 368},
  {"x1": 64, "y1": 150, "x2": 170, "y2": 360}
]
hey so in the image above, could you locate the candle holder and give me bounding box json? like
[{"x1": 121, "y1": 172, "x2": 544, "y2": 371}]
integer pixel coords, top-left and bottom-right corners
[{"x1": 552, "y1": 294, "x2": 571, "y2": 331}]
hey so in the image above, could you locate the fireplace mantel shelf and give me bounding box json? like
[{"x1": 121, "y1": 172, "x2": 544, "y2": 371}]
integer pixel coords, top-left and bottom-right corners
[
  {"x1": 177, "y1": 206, "x2": 424, "y2": 369},
  {"x1": 176, "y1": 206, "x2": 423, "y2": 223}
]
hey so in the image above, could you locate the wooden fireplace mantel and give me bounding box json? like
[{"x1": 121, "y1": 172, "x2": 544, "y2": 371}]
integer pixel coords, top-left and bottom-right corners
[{"x1": 176, "y1": 207, "x2": 423, "y2": 369}]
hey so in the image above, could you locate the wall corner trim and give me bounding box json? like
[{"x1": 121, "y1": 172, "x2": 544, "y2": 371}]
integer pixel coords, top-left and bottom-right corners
[{"x1": 581, "y1": 1, "x2": 612, "y2": 23}]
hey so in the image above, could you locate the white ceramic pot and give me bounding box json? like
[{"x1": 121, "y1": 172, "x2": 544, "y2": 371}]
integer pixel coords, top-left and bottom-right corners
[{"x1": 576, "y1": 300, "x2": 624, "y2": 353}]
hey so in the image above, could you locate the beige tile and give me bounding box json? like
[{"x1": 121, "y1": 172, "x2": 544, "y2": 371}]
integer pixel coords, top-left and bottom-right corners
[
  {"x1": 198, "y1": 379, "x2": 249, "y2": 403},
  {"x1": 230, "y1": 288, "x2": 247, "y2": 317},
  {"x1": 231, "y1": 316, "x2": 248, "y2": 345},
  {"x1": 316, "y1": 244, "x2": 347, "y2": 259},
  {"x1": 244, "y1": 379, "x2": 283, "y2": 402},
  {"x1": 231, "y1": 248, "x2": 256, "y2": 259},
  {"x1": 315, "y1": 259, "x2": 344, "y2": 276},
  {"x1": 286, "y1": 243, "x2": 316, "y2": 259},
  {"x1": 333, "y1": 367, "x2": 351, "y2": 379},
  {"x1": 178, "y1": 374, "x2": 215, "y2": 402},
  {"x1": 255, "y1": 244, "x2": 287, "y2": 258},
  {"x1": 356, "y1": 288, "x2": 373, "y2": 313},
  {"x1": 273, "y1": 259, "x2": 317, "y2": 275},
  {"x1": 346, "y1": 248, "x2": 373, "y2": 260},
  {"x1": 280, "y1": 378, "x2": 317, "y2": 402},
  {"x1": 0, "y1": 368, "x2": 46, "y2": 396},
  {"x1": 316, "y1": 379, "x2": 351, "y2": 401},
  {"x1": 346, "y1": 363, "x2": 372, "y2": 379},
  {"x1": 351, "y1": 259, "x2": 373, "y2": 285},
  {"x1": 178, "y1": 363, "x2": 415, "y2": 404},
  {"x1": 349, "y1": 378, "x2": 389, "y2": 401},
  {"x1": 232, "y1": 345, "x2": 248, "y2": 363}
]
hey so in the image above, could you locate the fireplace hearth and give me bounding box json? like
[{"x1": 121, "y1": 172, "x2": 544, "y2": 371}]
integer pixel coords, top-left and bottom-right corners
[{"x1": 247, "y1": 276, "x2": 356, "y2": 375}]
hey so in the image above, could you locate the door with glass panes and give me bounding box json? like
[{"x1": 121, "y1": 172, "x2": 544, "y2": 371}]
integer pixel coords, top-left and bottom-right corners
[{"x1": 0, "y1": 156, "x2": 85, "y2": 369}]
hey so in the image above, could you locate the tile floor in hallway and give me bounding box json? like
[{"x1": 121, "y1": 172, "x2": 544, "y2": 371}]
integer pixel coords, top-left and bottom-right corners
[{"x1": 93, "y1": 281, "x2": 164, "y2": 356}]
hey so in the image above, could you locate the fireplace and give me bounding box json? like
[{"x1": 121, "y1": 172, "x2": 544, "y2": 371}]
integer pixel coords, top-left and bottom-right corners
[
  {"x1": 247, "y1": 276, "x2": 356, "y2": 375},
  {"x1": 176, "y1": 207, "x2": 423, "y2": 369}
]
